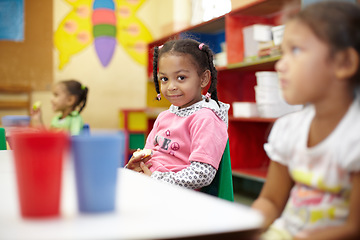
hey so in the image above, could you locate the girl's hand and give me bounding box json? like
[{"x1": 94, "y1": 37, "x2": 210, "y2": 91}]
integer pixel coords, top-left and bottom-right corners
[
  {"x1": 126, "y1": 149, "x2": 152, "y2": 172},
  {"x1": 30, "y1": 107, "x2": 41, "y2": 119},
  {"x1": 140, "y1": 162, "x2": 153, "y2": 176},
  {"x1": 30, "y1": 107, "x2": 44, "y2": 127}
]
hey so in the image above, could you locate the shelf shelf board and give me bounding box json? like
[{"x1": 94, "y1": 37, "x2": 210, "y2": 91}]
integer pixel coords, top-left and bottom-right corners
[
  {"x1": 229, "y1": 116, "x2": 276, "y2": 123},
  {"x1": 148, "y1": 16, "x2": 225, "y2": 47},
  {"x1": 215, "y1": 66, "x2": 228, "y2": 71},
  {"x1": 185, "y1": 16, "x2": 225, "y2": 34},
  {"x1": 145, "y1": 107, "x2": 168, "y2": 119},
  {"x1": 0, "y1": 101, "x2": 29, "y2": 109},
  {"x1": 232, "y1": 168, "x2": 268, "y2": 182},
  {"x1": 0, "y1": 85, "x2": 31, "y2": 93},
  {"x1": 121, "y1": 130, "x2": 147, "y2": 134},
  {"x1": 226, "y1": 55, "x2": 281, "y2": 71},
  {"x1": 231, "y1": 0, "x2": 300, "y2": 17}
]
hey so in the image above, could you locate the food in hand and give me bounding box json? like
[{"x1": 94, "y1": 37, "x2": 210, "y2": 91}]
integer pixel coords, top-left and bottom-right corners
[
  {"x1": 33, "y1": 101, "x2": 41, "y2": 110},
  {"x1": 133, "y1": 149, "x2": 152, "y2": 158}
]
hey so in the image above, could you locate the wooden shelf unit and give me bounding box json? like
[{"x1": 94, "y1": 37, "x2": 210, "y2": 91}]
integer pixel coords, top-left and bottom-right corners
[
  {"x1": 229, "y1": 116, "x2": 276, "y2": 123},
  {"x1": 146, "y1": 0, "x2": 301, "y2": 181},
  {"x1": 232, "y1": 168, "x2": 268, "y2": 182},
  {"x1": 0, "y1": 84, "x2": 32, "y2": 115}
]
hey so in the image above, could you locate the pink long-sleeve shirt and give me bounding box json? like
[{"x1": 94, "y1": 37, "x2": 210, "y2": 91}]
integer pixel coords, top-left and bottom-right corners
[{"x1": 145, "y1": 100, "x2": 229, "y2": 173}]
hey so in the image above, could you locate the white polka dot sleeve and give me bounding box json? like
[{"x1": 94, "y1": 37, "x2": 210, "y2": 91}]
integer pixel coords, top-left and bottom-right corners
[{"x1": 150, "y1": 161, "x2": 217, "y2": 189}]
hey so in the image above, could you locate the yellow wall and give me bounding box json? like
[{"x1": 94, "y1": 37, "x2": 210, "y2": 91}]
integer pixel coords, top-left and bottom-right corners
[
  {"x1": 33, "y1": 0, "x2": 176, "y2": 130},
  {"x1": 231, "y1": 0, "x2": 261, "y2": 10},
  {"x1": 0, "y1": 0, "x2": 52, "y2": 124}
]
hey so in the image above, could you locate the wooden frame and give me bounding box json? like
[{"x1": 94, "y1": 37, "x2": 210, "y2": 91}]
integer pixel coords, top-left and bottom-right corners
[{"x1": 0, "y1": 84, "x2": 32, "y2": 114}]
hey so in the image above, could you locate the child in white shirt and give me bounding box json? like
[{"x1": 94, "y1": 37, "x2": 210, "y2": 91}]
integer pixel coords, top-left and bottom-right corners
[{"x1": 252, "y1": 2, "x2": 360, "y2": 239}]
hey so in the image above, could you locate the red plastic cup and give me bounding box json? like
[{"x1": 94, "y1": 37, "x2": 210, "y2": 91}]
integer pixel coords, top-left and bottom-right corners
[{"x1": 11, "y1": 130, "x2": 69, "y2": 218}]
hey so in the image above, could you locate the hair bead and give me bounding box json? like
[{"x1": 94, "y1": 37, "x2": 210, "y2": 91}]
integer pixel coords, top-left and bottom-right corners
[
  {"x1": 199, "y1": 43, "x2": 204, "y2": 50},
  {"x1": 205, "y1": 92, "x2": 211, "y2": 101}
]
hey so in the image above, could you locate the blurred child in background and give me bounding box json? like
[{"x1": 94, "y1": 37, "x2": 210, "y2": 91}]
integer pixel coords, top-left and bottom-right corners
[{"x1": 32, "y1": 79, "x2": 88, "y2": 136}]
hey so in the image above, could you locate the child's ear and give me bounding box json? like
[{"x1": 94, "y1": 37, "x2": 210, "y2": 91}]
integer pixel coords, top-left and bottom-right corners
[
  {"x1": 334, "y1": 47, "x2": 359, "y2": 80},
  {"x1": 66, "y1": 95, "x2": 76, "y2": 107},
  {"x1": 200, "y1": 70, "x2": 211, "y2": 88}
]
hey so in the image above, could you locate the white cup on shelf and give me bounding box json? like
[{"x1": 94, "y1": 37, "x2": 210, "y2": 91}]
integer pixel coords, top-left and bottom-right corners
[
  {"x1": 255, "y1": 71, "x2": 279, "y2": 88},
  {"x1": 232, "y1": 102, "x2": 258, "y2": 118},
  {"x1": 254, "y1": 86, "x2": 282, "y2": 104},
  {"x1": 255, "y1": 71, "x2": 303, "y2": 118}
]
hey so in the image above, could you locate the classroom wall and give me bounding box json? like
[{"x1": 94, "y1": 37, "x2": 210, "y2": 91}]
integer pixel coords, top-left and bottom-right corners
[
  {"x1": 0, "y1": 0, "x2": 254, "y2": 127},
  {"x1": 0, "y1": 0, "x2": 53, "y2": 90},
  {"x1": 0, "y1": 0, "x2": 250, "y2": 129},
  {"x1": 0, "y1": 0, "x2": 53, "y2": 122},
  {"x1": 0, "y1": 0, "x2": 178, "y2": 129},
  {"x1": 231, "y1": 0, "x2": 260, "y2": 10},
  {"x1": 47, "y1": 0, "x2": 189, "y2": 130}
]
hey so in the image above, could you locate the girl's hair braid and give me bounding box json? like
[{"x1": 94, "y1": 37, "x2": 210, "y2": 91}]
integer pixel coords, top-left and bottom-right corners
[
  {"x1": 152, "y1": 39, "x2": 219, "y2": 105},
  {"x1": 60, "y1": 79, "x2": 89, "y2": 113},
  {"x1": 153, "y1": 46, "x2": 161, "y2": 100},
  {"x1": 199, "y1": 43, "x2": 219, "y2": 104}
]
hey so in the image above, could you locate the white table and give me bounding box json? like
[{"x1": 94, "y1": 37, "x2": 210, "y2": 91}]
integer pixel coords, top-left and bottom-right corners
[{"x1": 0, "y1": 150, "x2": 263, "y2": 239}]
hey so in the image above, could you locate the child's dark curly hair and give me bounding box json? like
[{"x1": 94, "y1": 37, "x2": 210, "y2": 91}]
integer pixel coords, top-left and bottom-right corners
[
  {"x1": 60, "y1": 79, "x2": 88, "y2": 113},
  {"x1": 153, "y1": 39, "x2": 219, "y2": 105}
]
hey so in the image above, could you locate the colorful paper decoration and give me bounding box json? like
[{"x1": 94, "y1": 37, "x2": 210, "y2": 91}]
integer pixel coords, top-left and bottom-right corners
[{"x1": 54, "y1": 0, "x2": 153, "y2": 69}]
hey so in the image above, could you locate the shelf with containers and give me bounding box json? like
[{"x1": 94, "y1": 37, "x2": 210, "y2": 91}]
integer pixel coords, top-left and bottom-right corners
[
  {"x1": 222, "y1": 0, "x2": 301, "y2": 181},
  {"x1": 146, "y1": 0, "x2": 301, "y2": 182},
  {"x1": 119, "y1": 109, "x2": 148, "y2": 164},
  {"x1": 119, "y1": 108, "x2": 170, "y2": 164}
]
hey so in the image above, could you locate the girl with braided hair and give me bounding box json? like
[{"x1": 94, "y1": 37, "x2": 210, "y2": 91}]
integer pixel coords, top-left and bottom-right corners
[
  {"x1": 31, "y1": 79, "x2": 88, "y2": 135},
  {"x1": 126, "y1": 39, "x2": 229, "y2": 189}
]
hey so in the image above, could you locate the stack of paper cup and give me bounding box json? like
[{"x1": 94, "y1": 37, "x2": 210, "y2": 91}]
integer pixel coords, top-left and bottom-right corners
[{"x1": 255, "y1": 71, "x2": 302, "y2": 118}]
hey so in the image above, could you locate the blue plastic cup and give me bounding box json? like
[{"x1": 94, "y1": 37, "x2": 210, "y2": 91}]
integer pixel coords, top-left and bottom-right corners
[{"x1": 71, "y1": 133, "x2": 125, "y2": 213}]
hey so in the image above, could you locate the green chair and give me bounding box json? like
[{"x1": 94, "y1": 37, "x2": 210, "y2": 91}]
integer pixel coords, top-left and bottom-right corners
[
  {"x1": 201, "y1": 140, "x2": 234, "y2": 202},
  {"x1": 0, "y1": 128, "x2": 7, "y2": 150}
]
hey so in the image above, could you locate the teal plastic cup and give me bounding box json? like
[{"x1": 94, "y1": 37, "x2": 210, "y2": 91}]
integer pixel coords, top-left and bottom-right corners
[{"x1": 71, "y1": 132, "x2": 125, "y2": 213}]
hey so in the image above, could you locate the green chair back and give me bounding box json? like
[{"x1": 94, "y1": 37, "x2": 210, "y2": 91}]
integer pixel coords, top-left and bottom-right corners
[
  {"x1": 200, "y1": 140, "x2": 234, "y2": 201},
  {"x1": 0, "y1": 128, "x2": 7, "y2": 150}
]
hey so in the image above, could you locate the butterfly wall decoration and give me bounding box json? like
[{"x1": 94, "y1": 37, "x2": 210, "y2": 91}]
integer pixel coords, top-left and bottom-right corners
[{"x1": 55, "y1": 0, "x2": 153, "y2": 70}]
